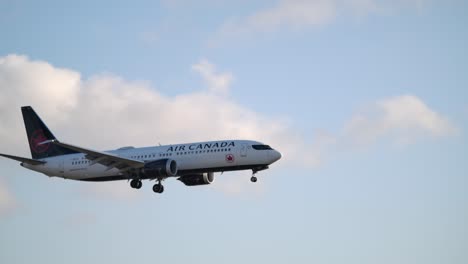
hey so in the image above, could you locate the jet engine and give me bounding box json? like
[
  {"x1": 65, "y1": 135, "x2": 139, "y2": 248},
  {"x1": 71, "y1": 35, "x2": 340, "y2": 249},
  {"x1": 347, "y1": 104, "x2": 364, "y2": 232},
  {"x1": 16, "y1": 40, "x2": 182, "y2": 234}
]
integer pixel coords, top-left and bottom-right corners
[
  {"x1": 142, "y1": 159, "x2": 177, "y2": 178},
  {"x1": 178, "y1": 172, "x2": 215, "y2": 186}
]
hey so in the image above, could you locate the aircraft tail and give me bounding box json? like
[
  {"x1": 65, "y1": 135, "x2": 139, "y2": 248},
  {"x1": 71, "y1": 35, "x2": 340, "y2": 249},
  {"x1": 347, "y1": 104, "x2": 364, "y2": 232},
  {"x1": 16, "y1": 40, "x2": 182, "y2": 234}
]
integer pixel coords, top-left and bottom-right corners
[{"x1": 21, "y1": 106, "x2": 78, "y2": 159}]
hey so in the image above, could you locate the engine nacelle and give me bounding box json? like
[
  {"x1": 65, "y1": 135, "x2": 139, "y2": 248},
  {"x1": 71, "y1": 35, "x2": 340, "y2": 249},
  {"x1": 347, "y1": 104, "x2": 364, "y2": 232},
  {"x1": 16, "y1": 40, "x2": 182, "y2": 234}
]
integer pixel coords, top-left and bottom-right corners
[
  {"x1": 142, "y1": 159, "x2": 177, "y2": 178},
  {"x1": 178, "y1": 172, "x2": 215, "y2": 186}
]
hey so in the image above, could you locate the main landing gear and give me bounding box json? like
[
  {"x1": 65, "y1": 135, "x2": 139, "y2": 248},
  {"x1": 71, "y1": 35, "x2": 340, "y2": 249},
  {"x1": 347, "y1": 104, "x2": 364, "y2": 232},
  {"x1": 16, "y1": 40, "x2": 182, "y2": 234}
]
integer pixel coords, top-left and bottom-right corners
[
  {"x1": 153, "y1": 180, "x2": 164, "y2": 193},
  {"x1": 130, "y1": 179, "x2": 142, "y2": 189},
  {"x1": 130, "y1": 179, "x2": 164, "y2": 193}
]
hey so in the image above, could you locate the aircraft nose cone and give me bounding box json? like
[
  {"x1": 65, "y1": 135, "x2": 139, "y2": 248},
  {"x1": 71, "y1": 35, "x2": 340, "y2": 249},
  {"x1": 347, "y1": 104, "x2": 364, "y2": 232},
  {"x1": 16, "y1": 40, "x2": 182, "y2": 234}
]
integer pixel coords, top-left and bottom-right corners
[
  {"x1": 276, "y1": 151, "x2": 282, "y2": 161},
  {"x1": 270, "y1": 150, "x2": 282, "y2": 162}
]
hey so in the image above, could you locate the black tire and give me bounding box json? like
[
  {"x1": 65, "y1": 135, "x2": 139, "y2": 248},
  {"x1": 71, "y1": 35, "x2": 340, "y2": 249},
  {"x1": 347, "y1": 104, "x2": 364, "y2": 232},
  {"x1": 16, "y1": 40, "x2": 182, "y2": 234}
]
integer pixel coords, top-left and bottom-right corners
[
  {"x1": 153, "y1": 184, "x2": 164, "y2": 193},
  {"x1": 136, "y1": 180, "x2": 142, "y2": 189},
  {"x1": 251, "y1": 176, "x2": 257, "y2": 183},
  {"x1": 130, "y1": 179, "x2": 138, "y2": 188}
]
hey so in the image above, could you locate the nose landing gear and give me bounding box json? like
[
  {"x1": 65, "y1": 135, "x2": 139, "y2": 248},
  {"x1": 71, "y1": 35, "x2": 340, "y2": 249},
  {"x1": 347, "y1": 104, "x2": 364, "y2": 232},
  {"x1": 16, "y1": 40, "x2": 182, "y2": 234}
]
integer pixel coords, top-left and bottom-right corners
[
  {"x1": 250, "y1": 165, "x2": 268, "y2": 183},
  {"x1": 250, "y1": 169, "x2": 259, "y2": 183}
]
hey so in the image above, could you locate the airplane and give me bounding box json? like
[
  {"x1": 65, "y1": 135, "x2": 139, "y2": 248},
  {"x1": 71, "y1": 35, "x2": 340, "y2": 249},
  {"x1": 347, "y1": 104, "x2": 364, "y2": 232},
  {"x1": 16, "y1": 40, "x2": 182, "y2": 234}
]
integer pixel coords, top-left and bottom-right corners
[{"x1": 0, "y1": 106, "x2": 282, "y2": 194}]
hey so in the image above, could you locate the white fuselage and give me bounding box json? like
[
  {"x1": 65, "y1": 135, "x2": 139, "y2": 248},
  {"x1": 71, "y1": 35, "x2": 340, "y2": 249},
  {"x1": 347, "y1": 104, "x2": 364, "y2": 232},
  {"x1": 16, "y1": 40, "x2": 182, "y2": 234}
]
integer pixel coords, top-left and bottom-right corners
[{"x1": 21, "y1": 140, "x2": 281, "y2": 181}]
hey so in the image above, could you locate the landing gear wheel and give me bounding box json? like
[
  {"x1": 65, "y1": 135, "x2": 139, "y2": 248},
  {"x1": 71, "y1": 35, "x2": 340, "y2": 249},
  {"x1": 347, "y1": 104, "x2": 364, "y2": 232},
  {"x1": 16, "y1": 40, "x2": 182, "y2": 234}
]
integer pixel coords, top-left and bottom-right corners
[
  {"x1": 130, "y1": 179, "x2": 142, "y2": 189},
  {"x1": 153, "y1": 183, "x2": 164, "y2": 193},
  {"x1": 250, "y1": 176, "x2": 257, "y2": 183}
]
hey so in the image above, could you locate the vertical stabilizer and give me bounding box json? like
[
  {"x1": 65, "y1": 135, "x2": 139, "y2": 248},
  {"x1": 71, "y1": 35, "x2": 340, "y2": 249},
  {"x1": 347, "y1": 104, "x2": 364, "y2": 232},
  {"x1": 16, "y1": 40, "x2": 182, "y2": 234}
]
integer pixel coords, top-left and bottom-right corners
[{"x1": 21, "y1": 106, "x2": 78, "y2": 159}]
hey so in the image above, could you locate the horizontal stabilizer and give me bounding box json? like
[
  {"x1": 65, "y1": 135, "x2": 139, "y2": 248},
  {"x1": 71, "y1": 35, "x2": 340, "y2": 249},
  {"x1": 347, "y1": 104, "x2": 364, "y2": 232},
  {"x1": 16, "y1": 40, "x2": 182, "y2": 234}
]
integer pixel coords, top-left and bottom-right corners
[{"x1": 0, "y1": 153, "x2": 46, "y2": 165}]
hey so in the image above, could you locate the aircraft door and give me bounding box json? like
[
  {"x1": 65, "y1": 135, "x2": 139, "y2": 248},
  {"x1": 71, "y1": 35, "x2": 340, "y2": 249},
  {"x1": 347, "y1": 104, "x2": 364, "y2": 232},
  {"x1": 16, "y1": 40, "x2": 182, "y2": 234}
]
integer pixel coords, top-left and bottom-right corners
[
  {"x1": 59, "y1": 158, "x2": 65, "y2": 177},
  {"x1": 240, "y1": 143, "x2": 248, "y2": 157}
]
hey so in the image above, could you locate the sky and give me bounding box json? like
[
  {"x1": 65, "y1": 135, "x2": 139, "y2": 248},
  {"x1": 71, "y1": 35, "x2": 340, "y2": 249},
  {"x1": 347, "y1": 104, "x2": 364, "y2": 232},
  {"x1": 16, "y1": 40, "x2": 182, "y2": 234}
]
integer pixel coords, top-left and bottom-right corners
[{"x1": 0, "y1": 0, "x2": 467, "y2": 263}]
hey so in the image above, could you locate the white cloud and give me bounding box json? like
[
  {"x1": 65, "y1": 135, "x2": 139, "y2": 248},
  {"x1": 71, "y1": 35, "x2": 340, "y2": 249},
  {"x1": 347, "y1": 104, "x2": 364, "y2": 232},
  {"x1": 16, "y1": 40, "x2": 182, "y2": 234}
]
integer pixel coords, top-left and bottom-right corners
[
  {"x1": 0, "y1": 54, "x2": 81, "y2": 155},
  {"x1": 0, "y1": 54, "x2": 319, "y2": 198},
  {"x1": 343, "y1": 95, "x2": 458, "y2": 147},
  {"x1": 1, "y1": 55, "x2": 455, "y2": 199},
  {"x1": 0, "y1": 179, "x2": 16, "y2": 216},
  {"x1": 214, "y1": 0, "x2": 427, "y2": 39},
  {"x1": 191, "y1": 59, "x2": 233, "y2": 95},
  {"x1": 217, "y1": 0, "x2": 336, "y2": 38},
  {"x1": 242, "y1": 0, "x2": 336, "y2": 30}
]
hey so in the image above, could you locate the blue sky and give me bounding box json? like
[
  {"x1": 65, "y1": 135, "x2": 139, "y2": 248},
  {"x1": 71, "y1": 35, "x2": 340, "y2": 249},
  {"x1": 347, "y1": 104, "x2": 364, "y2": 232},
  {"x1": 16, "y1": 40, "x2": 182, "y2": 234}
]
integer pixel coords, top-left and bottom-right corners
[{"x1": 0, "y1": 1, "x2": 467, "y2": 263}]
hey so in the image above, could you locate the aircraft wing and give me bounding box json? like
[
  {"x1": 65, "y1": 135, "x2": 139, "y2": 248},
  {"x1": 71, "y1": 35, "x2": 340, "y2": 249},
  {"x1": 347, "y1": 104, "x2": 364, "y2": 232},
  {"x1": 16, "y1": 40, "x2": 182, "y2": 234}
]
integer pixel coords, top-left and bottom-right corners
[
  {"x1": 0, "y1": 153, "x2": 46, "y2": 165},
  {"x1": 42, "y1": 139, "x2": 144, "y2": 171}
]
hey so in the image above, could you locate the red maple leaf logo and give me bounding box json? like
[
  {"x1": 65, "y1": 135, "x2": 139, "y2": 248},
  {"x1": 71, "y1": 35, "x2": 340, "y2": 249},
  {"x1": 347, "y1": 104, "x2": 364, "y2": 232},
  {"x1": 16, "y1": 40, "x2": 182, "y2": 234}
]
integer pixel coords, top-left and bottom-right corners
[
  {"x1": 30, "y1": 129, "x2": 50, "y2": 153},
  {"x1": 225, "y1": 154, "x2": 234, "y2": 163}
]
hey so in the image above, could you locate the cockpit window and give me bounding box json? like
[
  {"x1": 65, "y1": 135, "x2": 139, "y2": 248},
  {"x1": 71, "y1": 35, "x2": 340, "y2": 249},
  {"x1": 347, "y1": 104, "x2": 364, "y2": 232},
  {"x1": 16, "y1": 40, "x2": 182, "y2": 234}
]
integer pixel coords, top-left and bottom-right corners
[{"x1": 252, "y1": 144, "x2": 273, "y2": 150}]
